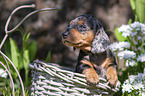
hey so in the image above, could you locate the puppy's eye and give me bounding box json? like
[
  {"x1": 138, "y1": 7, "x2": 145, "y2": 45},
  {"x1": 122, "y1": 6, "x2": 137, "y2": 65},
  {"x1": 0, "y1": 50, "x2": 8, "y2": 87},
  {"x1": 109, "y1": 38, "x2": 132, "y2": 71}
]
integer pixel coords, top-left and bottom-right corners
[
  {"x1": 78, "y1": 24, "x2": 87, "y2": 32},
  {"x1": 80, "y1": 24, "x2": 86, "y2": 29}
]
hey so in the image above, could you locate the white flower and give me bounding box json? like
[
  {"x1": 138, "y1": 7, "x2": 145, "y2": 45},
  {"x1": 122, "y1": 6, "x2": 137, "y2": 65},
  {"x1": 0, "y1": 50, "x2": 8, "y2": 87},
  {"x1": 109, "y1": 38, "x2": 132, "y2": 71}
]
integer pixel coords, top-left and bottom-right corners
[
  {"x1": 133, "y1": 83, "x2": 144, "y2": 90},
  {"x1": 109, "y1": 42, "x2": 130, "y2": 51},
  {"x1": 136, "y1": 28, "x2": 140, "y2": 31},
  {"x1": 122, "y1": 82, "x2": 133, "y2": 93},
  {"x1": 109, "y1": 42, "x2": 120, "y2": 52},
  {"x1": 138, "y1": 47, "x2": 142, "y2": 50},
  {"x1": 122, "y1": 70, "x2": 145, "y2": 94},
  {"x1": 118, "y1": 25, "x2": 132, "y2": 37},
  {"x1": 131, "y1": 21, "x2": 145, "y2": 35},
  {"x1": 118, "y1": 22, "x2": 145, "y2": 37},
  {"x1": 134, "y1": 42, "x2": 138, "y2": 45},
  {"x1": 117, "y1": 50, "x2": 136, "y2": 59},
  {"x1": 126, "y1": 60, "x2": 136, "y2": 67},
  {"x1": 138, "y1": 36, "x2": 142, "y2": 40},
  {"x1": 131, "y1": 21, "x2": 141, "y2": 28},
  {"x1": 0, "y1": 68, "x2": 8, "y2": 78},
  {"x1": 122, "y1": 30, "x2": 132, "y2": 37},
  {"x1": 141, "y1": 92, "x2": 145, "y2": 96},
  {"x1": 141, "y1": 27, "x2": 145, "y2": 32},
  {"x1": 118, "y1": 25, "x2": 132, "y2": 32},
  {"x1": 119, "y1": 42, "x2": 130, "y2": 49},
  {"x1": 131, "y1": 21, "x2": 145, "y2": 29},
  {"x1": 131, "y1": 32, "x2": 137, "y2": 37},
  {"x1": 137, "y1": 54, "x2": 145, "y2": 62},
  {"x1": 128, "y1": 75, "x2": 136, "y2": 84}
]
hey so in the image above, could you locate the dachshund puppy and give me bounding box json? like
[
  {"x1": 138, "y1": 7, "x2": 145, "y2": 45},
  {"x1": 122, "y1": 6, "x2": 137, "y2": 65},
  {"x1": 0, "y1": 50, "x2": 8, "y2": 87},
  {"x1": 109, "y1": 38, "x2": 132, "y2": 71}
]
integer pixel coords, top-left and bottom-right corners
[{"x1": 62, "y1": 14, "x2": 118, "y2": 87}]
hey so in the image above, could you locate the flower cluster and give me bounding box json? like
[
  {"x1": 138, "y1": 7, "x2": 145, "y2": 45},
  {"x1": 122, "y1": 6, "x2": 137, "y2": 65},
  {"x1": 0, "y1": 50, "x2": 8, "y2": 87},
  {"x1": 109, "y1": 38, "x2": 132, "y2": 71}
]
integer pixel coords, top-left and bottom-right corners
[
  {"x1": 117, "y1": 50, "x2": 136, "y2": 59},
  {"x1": 111, "y1": 21, "x2": 145, "y2": 95},
  {"x1": 137, "y1": 54, "x2": 145, "y2": 62},
  {"x1": 118, "y1": 24, "x2": 132, "y2": 37},
  {"x1": 122, "y1": 69, "x2": 145, "y2": 95},
  {"x1": 125, "y1": 60, "x2": 136, "y2": 67},
  {"x1": 118, "y1": 21, "x2": 145, "y2": 37},
  {"x1": 109, "y1": 41, "x2": 130, "y2": 51},
  {"x1": 110, "y1": 21, "x2": 145, "y2": 67}
]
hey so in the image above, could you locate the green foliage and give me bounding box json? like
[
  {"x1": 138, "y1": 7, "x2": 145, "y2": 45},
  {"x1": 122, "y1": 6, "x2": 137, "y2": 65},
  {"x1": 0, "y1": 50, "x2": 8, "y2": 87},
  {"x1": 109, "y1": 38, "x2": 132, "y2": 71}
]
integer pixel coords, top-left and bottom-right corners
[
  {"x1": 45, "y1": 51, "x2": 51, "y2": 63},
  {"x1": 122, "y1": 88, "x2": 143, "y2": 96},
  {"x1": 114, "y1": 26, "x2": 127, "y2": 42},
  {"x1": 0, "y1": 28, "x2": 52, "y2": 95},
  {"x1": 0, "y1": 86, "x2": 11, "y2": 96},
  {"x1": 10, "y1": 38, "x2": 19, "y2": 69},
  {"x1": 112, "y1": 1, "x2": 145, "y2": 95},
  {"x1": 130, "y1": 0, "x2": 145, "y2": 23},
  {"x1": 0, "y1": 28, "x2": 37, "y2": 95},
  {"x1": 28, "y1": 41, "x2": 37, "y2": 62},
  {"x1": 130, "y1": 0, "x2": 136, "y2": 11},
  {"x1": 136, "y1": 0, "x2": 145, "y2": 23},
  {"x1": 0, "y1": 86, "x2": 30, "y2": 96},
  {"x1": 115, "y1": 0, "x2": 145, "y2": 42},
  {"x1": 111, "y1": 21, "x2": 145, "y2": 95},
  {"x1": 114, "y1": 19, "x2": 133, "y2": 42}
]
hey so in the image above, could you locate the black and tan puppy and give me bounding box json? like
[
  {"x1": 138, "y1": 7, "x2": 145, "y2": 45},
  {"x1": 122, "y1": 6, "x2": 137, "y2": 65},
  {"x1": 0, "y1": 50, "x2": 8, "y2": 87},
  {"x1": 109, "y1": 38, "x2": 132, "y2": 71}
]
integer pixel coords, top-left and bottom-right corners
[{"x1": 62, "y1": 15, "x2": 118, "y2": 86}]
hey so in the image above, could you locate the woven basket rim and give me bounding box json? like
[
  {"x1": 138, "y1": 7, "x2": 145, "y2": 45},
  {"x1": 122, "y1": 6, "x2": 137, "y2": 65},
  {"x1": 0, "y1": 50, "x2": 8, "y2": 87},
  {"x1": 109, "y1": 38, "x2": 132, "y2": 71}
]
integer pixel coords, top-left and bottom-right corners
[{"x1": 30, "y1": 59, "x2": 121, "y2": 96}]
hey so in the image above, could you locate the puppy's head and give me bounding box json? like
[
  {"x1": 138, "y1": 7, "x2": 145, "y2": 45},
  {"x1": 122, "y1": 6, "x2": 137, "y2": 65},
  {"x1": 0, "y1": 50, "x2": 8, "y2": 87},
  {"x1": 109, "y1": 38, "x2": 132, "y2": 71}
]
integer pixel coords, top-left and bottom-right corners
[{"x1": 62, "y1": 15, "x2": 110, "y2": 53}]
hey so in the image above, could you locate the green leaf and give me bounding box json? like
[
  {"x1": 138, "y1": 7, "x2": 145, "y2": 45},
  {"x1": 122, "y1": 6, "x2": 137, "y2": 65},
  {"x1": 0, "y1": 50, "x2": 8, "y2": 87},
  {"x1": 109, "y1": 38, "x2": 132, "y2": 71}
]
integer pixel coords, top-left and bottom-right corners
[
  {"x1": 0, "y1": 82, "x2": 5, "y2": 86},
  {"x1": 19, "y1": 49, "x2": 30, "y2": 82},
  {"x1": 3, "y1": 42, "x2": 11, "y2": 59},
  {"x1": 45, "y1": 51, "x2": 51, "y2": 63},
  {"x1": 114, "y1": 26, "x2": 127, "y2": 41},
  {"x1": 25, "y1": 33, "x2": 30, "y2": 43},
  {"x1": 128, "y1": 19, "x2": 133, "y2": 25},
  {"x1": 23, "y1": 50, "x2": 30, "y2": 82},
  {"x1": 136, "y1": 0, "x2": 145, "y2": 23},
  {"x1": 19, "y1": 50, "x2": 24, "y2": 69},
  {"x1": 24, "y1": 33, "x2": 30, "y2": 48},
  {"x1": 0, "y1": 56, "x2": 6, "y2": 66},
  {"x1": 9, "y1": 38, "x2": 19, "y2": 68},
  {"x1": 130, "y1": 0, "x2": 136, "y2": 13},
  {"x1": 23, "y1": 50, "x2": 30, "y2": 68},
  {"x1": 28, "y1": 41, "x2": 37, "y2": 62}
]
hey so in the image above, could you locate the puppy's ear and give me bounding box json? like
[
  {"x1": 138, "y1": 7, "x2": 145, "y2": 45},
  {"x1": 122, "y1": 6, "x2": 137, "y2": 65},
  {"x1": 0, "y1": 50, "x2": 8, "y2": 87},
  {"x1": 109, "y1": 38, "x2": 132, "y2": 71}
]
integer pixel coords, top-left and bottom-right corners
[{"x1": 91, "y1": 26, "x2": 110, "y2": 54}]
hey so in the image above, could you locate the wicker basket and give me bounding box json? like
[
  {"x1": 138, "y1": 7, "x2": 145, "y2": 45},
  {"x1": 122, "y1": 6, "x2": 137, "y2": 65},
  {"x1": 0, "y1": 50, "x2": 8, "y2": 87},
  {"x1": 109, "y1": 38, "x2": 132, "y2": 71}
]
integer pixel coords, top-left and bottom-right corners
[{"x1": 29, "y1": 60, "x2": 120, "y2": 96}]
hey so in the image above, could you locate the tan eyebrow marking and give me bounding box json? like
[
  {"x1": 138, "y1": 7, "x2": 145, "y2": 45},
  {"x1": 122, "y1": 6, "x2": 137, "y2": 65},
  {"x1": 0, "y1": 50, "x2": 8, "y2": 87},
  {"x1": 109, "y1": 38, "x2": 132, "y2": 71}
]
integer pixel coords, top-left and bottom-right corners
[
  {"x1": 70, "y1": 21, "x2": 73, "y2": 25},
  {"x1": 78, "y1": 20, "x2": 84, "y2": 25}
]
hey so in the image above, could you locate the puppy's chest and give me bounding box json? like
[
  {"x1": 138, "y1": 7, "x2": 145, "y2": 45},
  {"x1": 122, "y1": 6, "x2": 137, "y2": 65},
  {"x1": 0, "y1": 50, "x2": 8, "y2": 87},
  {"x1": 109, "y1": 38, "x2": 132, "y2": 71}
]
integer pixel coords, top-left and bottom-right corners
[
  {"x1": 89, "y1": 53, "x2": 107, "y2": 66},
  {"x1": 84, "y1": 53, "x2": 107, "y2": 77}
]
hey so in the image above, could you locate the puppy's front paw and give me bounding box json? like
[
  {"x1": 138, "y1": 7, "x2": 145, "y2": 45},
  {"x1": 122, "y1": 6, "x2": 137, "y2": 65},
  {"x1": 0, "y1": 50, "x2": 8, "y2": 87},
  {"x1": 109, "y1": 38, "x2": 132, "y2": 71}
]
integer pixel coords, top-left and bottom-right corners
[
  {"x1": 106, "y1": 67, "x2": 118, "y2": 87},
  {"x1": 83, "y1": 68, "x2": 99, "y2": 84}
]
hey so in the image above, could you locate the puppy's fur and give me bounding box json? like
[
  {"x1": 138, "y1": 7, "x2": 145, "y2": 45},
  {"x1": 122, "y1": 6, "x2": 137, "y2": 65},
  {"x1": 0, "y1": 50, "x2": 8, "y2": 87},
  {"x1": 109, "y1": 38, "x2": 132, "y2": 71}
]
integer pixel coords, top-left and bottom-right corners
[{"x1": 62, "y1": 15, "x2": 118, "y2": 86}]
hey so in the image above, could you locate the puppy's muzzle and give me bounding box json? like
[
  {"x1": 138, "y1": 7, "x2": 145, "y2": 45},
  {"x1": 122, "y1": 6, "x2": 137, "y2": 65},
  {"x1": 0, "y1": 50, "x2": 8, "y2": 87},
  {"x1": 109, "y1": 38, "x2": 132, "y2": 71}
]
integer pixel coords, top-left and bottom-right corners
[
  {"x1": 62, "y1": 32, "x2": 69, "y2": 39},
  {"x1": 62, "y1": 28, "x2": 71, "y2": 39}
]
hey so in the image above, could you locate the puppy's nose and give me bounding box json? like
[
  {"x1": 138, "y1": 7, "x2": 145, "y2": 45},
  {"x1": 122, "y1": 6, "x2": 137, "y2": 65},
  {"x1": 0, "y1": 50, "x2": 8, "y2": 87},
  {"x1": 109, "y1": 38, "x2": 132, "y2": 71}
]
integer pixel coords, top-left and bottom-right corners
[{"x1": 62, "y1": 32, "x2": 69, "y2": 39}]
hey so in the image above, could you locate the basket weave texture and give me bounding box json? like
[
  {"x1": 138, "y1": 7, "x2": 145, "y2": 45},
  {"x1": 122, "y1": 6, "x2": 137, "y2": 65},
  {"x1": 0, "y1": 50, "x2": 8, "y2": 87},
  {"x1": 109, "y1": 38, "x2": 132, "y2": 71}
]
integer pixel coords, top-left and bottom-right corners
[{"x1": 29, "y1": 60, "x2": 120, "y2": 96}]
